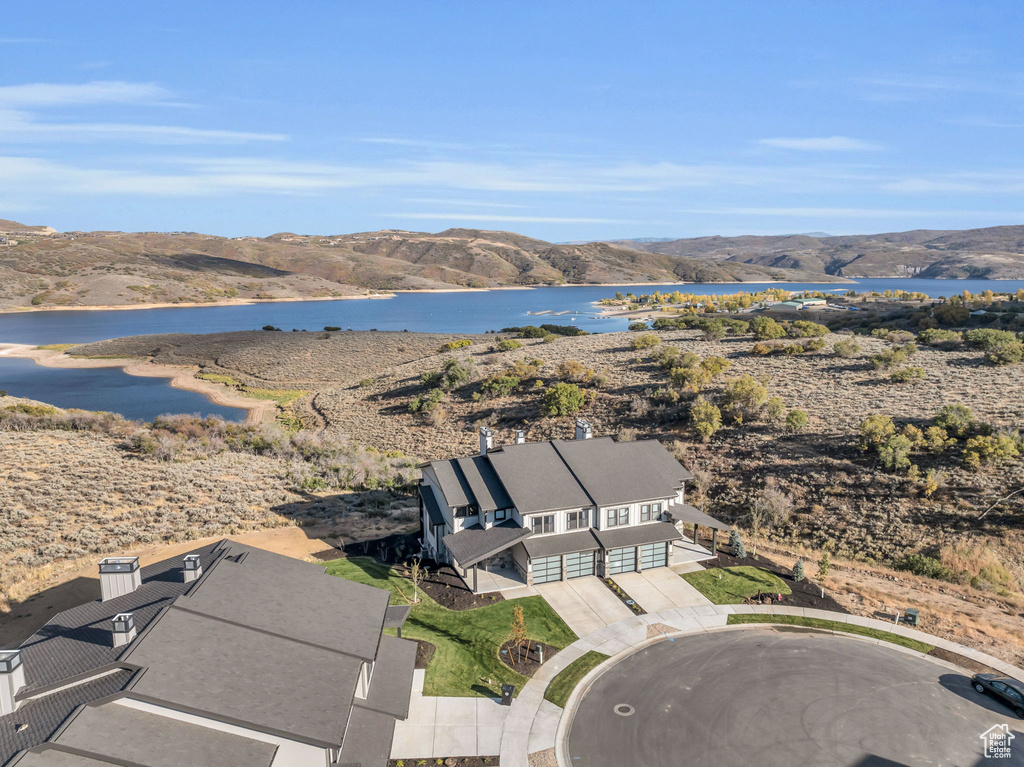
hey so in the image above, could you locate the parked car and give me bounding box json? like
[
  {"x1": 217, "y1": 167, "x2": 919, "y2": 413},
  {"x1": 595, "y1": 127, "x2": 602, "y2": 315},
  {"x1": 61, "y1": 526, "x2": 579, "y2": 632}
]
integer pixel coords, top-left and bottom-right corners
[{"x1": 972, "y1": 673, "x2": 1024, "y2": 718}]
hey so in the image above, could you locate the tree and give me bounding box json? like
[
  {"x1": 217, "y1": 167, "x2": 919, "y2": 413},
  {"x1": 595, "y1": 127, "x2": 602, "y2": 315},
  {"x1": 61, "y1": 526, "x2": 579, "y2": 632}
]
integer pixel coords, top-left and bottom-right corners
[
  {"x1": 934, "y1": 404, "x2": 974, "y2": 439},
  {"x1": 785, "y1": 409, "x2": 808, "y2": 433},
  {"x1": 751, "y1": 316, "x2": 786, "y2": 340},
  {"x1": 508, "y1": 603, "x2": 529, "y2": 663},
  {"x1": 542, "y1": 383, "x2": 585, "y2": 417},
  {"x1": 933, "y1": 303, "x2": 969, "y2": 326},
  {"x1": 792, "y1": 559, "x2": 806, "y2": 582},
  {"x1": 817, "y1": 551, "x2": 831, "y2": 581},
  {"x1": 985, "y1": 341, "x2": 1024, "y2": 366},
  {"x1": 691, "y1": 396, "x2": 723, "y2": 441},
  {"x1": 721, "y1": 375, "x2": 769, "y2": 423},
  {"x1": 729, "y1": 529, "x2": 747, "y2": 559},
  {"x1": 409, "y1": 559, "x2": 423, "y2": 604},
  {"x1": 628, "y1": 322, "x2": 649, "y2": 331},
  {"x1": 878, "y1": 433, "x2": 914, "y2": 472},
  {"x1": 859, "y1": 415, "x2": 896, "y2": 451}
]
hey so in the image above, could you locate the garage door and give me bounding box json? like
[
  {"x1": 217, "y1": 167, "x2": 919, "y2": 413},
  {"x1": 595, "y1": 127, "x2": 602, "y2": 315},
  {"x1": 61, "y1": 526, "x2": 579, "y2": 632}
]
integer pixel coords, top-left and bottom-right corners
[
  {"x1": 532, "y1": 555, "x2": 562, "y2": 584},
  {"x1": 607, "y1": 547, "x2": 636, "y2": 575},
  {"x1": 640, "y1": 542, "x2": 668, "y2": 570},
  {"x1": 565, "y1": 551, "x2": 596, "y2": 579}
]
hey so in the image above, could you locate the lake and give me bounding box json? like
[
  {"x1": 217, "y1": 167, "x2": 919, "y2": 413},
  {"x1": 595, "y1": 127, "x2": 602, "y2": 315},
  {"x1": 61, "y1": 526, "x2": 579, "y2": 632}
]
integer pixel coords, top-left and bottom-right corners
[{"x1": 2, "y1": 278, "x2": 1023, "y2": 421}]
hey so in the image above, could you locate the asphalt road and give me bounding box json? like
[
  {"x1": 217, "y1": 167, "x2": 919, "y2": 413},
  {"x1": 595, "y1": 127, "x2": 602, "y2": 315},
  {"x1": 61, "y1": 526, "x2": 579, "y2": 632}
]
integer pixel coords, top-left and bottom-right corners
[{"x1": 565, "y1": 628, "x2": 1024, "y2": 767}]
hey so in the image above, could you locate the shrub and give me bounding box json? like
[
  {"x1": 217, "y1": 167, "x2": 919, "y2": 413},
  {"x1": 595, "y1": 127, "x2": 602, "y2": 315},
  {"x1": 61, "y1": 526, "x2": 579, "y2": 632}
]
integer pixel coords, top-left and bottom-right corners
[
  {"x1": 720, "y1": 375, "x2": 769, "y2": 423},
  {"x1": 765, "y1": 397, "x2": 786, "y2": 423},
  {"x1": 923, "y1": 426, "x2": 953, "y2": 453},
  {"x1": 262, "y1": 325, "x2": 282, "y2": 331},
  {"x1": 750, "y1": 342, "x2": 775, "y2": 356},
  {"x1": 691, "y1": 396, "x2": 722, "y2": 441},
  {"x1": 751, "y1": 316, "x2": 786, "y2": 340},
  {"x1": 897, "y1": 554, "x2": 955, "y2": 582},
  {"x1": 890, "y1": 367, "x2": 925, "y2": 383},
  {"x1": 324, "y1": 326, "x2": 341, "y2": 332},
  {"x1": 409, "y1": 388, "x2": 445, "y2": 413},
  {"x1": 438, "y1": 339, "x2": 473, "y2": 353},
  {"x1": 788, "y1": 320, "x2": 830, "y2": 338},
  {"x1": 963, "y1": 433, "x2": 1020, "y2": 470},
  {"x1": 933, "y1": 304, "x2": 969, "y2": 326},
  {"x1": 542, "y1": 382, "x2": 585, "y2": 417},
  {"x1": 832, "y1": 338, "x2": 861, "y2": 358},
  {"x1": 785, "y1": 409, "x2": 808, "y2": 432},
  {"x1": 792, "y1": 560, "x2": 806, "y2": 582},
  {"x1": 699, "y1": 319, "x2": 726, "y2": 341},
  {"x1": 700, "y1": 355, "x2": 731, "y2": 378},
  {"x1": 934, "y1": 404, "x2": 974, "y2": 438},
  {"x1": 878, "y1": 433, "x2": 913, "y2": 472},
  {"x1": 869, "y1": 348, "x2": 907, "y2": 370},
  {"x1": 732, "y1": 531, "x2": 747, "y2": 559},
  {"x1": 628, "y1": 322, "x2": 649, "y2": 331},
  {"x1": 651, "y1": 344, "x2": 680, "y2": 370},
  {"x1": 495, "y1": 338, "x2": 523, "y2": 352},
  {"x1": 357, "y1": 378, "x2": 374, "y2": 388},
  {"x1": 671, "y1": 365, "x2": 711, "y2": 391},
  {"x1": 917, "y1": 328, "x2": 962, "y2": 348},
  {"x1": 557, "y1": 360, "x2": 593, "y2": 382},
  {"x1": 984, "y1": 341, "x2": 1024, "y2": 366},
  {"x1": 859, "y1": 415, "x2": 896, "y2": 450},
  {"x1": 965, "y1": 328, "x2": 1018, "y2": 350},
  {"x1": 479, "y1": 375, "x2": 521, "y2": 398},
  {"x1": 630, "y1": 333, "x2": 661, "y2": 350}
]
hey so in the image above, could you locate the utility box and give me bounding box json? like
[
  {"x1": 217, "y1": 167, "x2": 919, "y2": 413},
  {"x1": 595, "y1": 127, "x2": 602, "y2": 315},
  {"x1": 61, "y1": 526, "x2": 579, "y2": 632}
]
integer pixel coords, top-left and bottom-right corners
[
  {"x1": 501, "y1": 684, "x2": 515, "y2": 706},
  {"x1": 904, "y1": 608, "x2": 920, "y2": 627}
]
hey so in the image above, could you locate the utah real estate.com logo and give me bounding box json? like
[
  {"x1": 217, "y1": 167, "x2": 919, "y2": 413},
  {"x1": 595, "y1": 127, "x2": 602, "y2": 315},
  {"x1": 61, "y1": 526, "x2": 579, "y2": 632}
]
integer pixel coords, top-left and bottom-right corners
[{"x1": 981, "y1": 724, "x2": 1015, "y2": 759}]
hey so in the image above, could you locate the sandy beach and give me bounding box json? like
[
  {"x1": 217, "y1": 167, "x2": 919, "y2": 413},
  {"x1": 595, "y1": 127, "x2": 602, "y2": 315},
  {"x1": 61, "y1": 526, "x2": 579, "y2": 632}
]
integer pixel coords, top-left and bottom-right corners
[
  {"x1": 0, "y1": 344, "x2": 272, "y2": 424},
  {"x1": 0, "y1": 292, "x2": 395, "y2": 315}
]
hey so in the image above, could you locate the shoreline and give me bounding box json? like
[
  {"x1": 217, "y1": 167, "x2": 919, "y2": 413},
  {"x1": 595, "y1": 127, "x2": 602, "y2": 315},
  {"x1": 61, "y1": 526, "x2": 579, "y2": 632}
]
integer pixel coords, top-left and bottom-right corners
[
  {"x1": 0, "y1": 292, "x2": 395, "y2": 315},
  {"x1": 0, "y1": 345, "x2": 271, "y2": 425}
]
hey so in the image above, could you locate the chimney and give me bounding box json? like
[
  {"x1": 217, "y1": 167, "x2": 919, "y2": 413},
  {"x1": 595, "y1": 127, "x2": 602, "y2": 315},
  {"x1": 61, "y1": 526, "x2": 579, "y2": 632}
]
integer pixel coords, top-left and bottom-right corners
[
  {"x1": 111, "y1": 613, "x2": 136, "y2": 648},
  {"x1": 0, "y1": 651, "x2": 26, "y2": 716},
  {"x1": 479, "y1": 427, "x2": 494, "y2": 455},
  {"x1": 182, "y1": 554, "x2": 202, "y2": 583},
  {"x1": 575, "y1": 419, "x2": 593, "y2": 440},
  {"x1": 514, "y1": 429, "x2": 526, "y2": 445},
  {"x1": 98, "y1": 557, "x2": 142, "y2": 602}
]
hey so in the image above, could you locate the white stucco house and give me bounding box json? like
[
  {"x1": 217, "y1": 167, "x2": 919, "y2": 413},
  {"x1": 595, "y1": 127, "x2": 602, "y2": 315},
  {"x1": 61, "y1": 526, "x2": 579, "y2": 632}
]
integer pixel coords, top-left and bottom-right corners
[{"x1": 418, "y1": 421, "x2": 729, "y2": 592}]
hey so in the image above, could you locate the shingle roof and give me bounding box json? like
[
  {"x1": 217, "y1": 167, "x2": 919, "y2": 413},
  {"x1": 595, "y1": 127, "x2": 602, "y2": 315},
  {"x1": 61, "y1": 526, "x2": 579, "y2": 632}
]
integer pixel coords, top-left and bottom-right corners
[
  {"x1": 522, "y1": 530, "x2": 600, "y2": 559},
  {"x1": 10, "y1": 746, "x2": 117, "y2": 766},
  {"x1": 336, "y1": 706, "x2": 398, "y2": 767},
  {"x1": 552, "y1": 438, "x2": 691, "y2": 507},
  {"x1": 427, "y1": 460, "x2": 473, "y2": 508},
  {"x1": 668, "y1": 503, "x2": 731, "y2": 532},
  {"x1": 355, "y1": 635, "x2": 416, "y2": 720},
  {"x1": 420, "y1": 484, "x2": 446, "y2": 527},
  {"x1": 592, "y1": 522, "x2": 683, "y2": 551},
  {"x1": 486, "y1": 442, "x2": 593, "y2": 513},
  {"x1": 454, "y1": 456, "x2": 512, "y2": 511},
  {"x1": 442, "y1": 521, "x2": 532, "y2": 567},
  {"x1": 50, "y1": 701, "x2": 277, "y2": 767}
]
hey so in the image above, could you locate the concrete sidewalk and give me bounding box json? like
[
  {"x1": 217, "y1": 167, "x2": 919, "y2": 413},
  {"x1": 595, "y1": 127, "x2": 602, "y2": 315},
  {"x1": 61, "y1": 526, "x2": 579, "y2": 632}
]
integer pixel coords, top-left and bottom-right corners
[
  {"x1": 611, "y1": 568, "x2": 713, "y2": 612},
  {"x1": 531, "y1": 577, "x2": 633, "y2": 637}
]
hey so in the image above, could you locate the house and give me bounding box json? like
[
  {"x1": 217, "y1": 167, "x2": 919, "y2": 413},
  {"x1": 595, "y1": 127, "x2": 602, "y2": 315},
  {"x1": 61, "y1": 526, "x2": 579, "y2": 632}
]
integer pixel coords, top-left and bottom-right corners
[
  {"x1": 418, "y1": 422, "x2": 729, "y2": 592},
  {"x1": 0, "y1": 540, "x2": 416, "y2": 767}
]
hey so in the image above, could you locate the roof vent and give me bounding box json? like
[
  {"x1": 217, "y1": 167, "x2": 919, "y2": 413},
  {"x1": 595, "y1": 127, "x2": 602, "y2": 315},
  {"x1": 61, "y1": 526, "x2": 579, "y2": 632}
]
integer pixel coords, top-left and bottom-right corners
[
  {"x1": 98, "y1": 557, "x2": 142, "y2": 602},
  {"x1": 183, "y1": 554, "x2": 203, "y2": 582},
  {"x1": 514, "y1": 429, "x2": 526, "y2": 445},
  {"x1": 111, "y1": 613, "x2": 136, "y2": 648},
  {"x1": 480, "y1": 426, "x2": 494, "y2": 455},
  {"x1": 575, "y1": 419, "x2": 593, "y2": 440},
  {"x1": 0, "y1": 650, "x2": 26, "y2": 716}
]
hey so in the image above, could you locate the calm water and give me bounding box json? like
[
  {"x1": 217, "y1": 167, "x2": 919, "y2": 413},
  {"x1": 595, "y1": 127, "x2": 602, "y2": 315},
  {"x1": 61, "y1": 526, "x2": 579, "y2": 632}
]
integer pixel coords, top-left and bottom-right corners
[
  {"x1": 0, "y1": 357, "x2": 245, "y2": 422},
  {"x1": 2, "y1": 278, "x2": 1023, "y2": 421}
]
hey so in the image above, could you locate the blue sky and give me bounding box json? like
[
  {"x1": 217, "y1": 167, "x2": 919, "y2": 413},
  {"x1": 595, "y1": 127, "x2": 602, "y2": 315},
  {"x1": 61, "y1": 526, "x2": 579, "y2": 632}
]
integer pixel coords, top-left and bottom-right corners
[{"x1": 2, "y1": 1, "x2": 1023, "y2": 240}]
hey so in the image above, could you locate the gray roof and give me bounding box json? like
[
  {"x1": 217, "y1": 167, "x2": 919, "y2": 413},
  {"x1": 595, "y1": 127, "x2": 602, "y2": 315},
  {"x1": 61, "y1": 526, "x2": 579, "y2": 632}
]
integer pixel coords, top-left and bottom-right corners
[
  {"x1": 383, "y1": 605, "x2": 411, "y2": 630},
  {"x1": 522, "y1": 530, "x2": 600, "y2": 559},
  {"x1": 552, "y1": 438, "x2": 692, "y2": 507},
  {"x1": 336, "y1": 706, "x2": 398, "y2": 767},
  {"x1": 420, "y1": 484, "x2": 446, "y2": 527},
  {"x1": 428, "y1": 460, "x2": 473, "y2": 508},
  {"x1": 668, "y1": 503, "x2": 731, "y2": 532},
  {"x1": 453, "y1": 456, "x2": 513, "y2": 511},
  {"x1": 357, "y1": 635, "x2": 416, "y2": 720},
  {"x1": 486, "y1": 442, "x2": 593, "y2": 513},
  {"x1": 10, "y1": 747, "x2": 116, "y2": 766},
  {"x1": 174, "y1": 543, "x2": 388, "y2": 661},
  {"x1": 123, "y1": 605, "x2": 363, "y2": 747},
  {"x1": 592, "y1": 522, "x2": 683, "y2": 551},
  {"x1": 1, "y1": 671, "x2": 136, "y2": 767},
  {"x1": 50, "y1": 701, "x2": 277, "y2": 767},
  {"x1": 442, "y1": 521, "x2": 532, "y2": 567}
]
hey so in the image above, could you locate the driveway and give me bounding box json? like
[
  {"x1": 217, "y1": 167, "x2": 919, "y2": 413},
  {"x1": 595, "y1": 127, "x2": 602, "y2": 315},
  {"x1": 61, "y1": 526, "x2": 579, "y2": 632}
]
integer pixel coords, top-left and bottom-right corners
[
  {"x1": 532, "y1": 578, "x2": 633, "y2": 637},
  {"x1": 611, "y1": 567, "x2": 712, "y2": 612}
]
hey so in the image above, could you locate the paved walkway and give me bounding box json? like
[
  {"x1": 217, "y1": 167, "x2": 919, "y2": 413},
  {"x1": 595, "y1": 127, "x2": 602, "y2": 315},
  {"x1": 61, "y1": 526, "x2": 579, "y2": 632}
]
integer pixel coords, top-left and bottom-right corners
[
  {"x1": 497, "y1": 605, "x2": 1024, "y2": 767},
  {"x1": 611, "y1": 568, "x2": 713, "y2": 612},
  {"x1": 391, "y1": 670, "x2": 510, "y2": 759},
  {"x1": 529, "y1": 577, "x2": 633, "y2": 637}
]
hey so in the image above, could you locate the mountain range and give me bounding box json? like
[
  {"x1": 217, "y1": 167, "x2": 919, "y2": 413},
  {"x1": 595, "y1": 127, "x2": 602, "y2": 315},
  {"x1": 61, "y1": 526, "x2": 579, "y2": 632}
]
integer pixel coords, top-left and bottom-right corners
[{"x1": 1, "y1": 219, "x2": 1022, "y2": 310}]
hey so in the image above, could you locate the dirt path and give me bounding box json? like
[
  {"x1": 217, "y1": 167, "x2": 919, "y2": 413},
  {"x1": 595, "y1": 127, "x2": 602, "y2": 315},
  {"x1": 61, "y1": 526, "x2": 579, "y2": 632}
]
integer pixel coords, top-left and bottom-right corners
[{"x1": 0, "y1": 344, "x2": 274, "y2": 425}]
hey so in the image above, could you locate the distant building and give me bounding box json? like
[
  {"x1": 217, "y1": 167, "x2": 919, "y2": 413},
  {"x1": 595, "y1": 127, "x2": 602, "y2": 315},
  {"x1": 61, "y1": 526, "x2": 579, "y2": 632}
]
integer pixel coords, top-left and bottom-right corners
[
  {"x1": 766, "y1": 297, "x2": 827, "y2": 312},
  {"x1": 1, "y1": 540, "x2": 415, "y2": 767}
]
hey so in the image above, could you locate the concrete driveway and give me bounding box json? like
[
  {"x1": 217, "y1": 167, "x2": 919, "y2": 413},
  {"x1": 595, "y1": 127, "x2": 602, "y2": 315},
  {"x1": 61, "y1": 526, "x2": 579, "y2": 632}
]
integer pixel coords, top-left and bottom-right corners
[
  {"x1": 611, "y1": 567, "x2": 712, "y2": 612},
  {"x1": 532, "y1": 578, "x2": 633, "y2": 637}
]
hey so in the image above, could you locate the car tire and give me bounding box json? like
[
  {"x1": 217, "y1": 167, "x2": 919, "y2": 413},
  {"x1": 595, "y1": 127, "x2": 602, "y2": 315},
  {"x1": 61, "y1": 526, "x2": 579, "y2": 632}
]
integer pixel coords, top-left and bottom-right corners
[
  {"x1": 1016, "y1": 706, "x2": 1024, "y2": 719},
  {"x1": 975, "y1": 683, "x2": 986, "y2": 693}
]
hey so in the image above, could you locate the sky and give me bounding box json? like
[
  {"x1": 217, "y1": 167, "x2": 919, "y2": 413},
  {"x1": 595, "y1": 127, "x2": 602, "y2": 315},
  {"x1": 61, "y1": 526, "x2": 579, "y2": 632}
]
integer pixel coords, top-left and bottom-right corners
[{"x1": 2, "y1": 1, "x2": 1024, "y2": 240}]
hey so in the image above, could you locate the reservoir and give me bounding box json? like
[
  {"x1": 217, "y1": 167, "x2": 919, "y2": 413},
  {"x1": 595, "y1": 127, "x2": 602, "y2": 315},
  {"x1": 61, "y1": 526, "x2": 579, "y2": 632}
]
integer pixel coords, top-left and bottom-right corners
[{"x1": 1, "y1": 278, "x2": 1023, "y2": 421}]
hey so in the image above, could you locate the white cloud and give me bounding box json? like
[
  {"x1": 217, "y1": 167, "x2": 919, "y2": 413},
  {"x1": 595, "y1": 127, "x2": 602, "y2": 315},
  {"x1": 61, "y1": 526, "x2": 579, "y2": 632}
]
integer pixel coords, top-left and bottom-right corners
[
  {"x1": 404, "y1": 198, "x2": 529, "y2": 208},
  {"x1": 381, "y1": 212, "x2": 640, "y2": 224},
  {"x1": 676, "y1": 206, "x2": 1018, "y2": 219},
  {"x1": 757, "y1": 136, "x2": 884, "y2": 151},
  {"x1": 0, "y1": 111, "x2": 287, "y2": 144},
  {"x1": 0, "y1": 80, "x2": 172, "y2": 106}
]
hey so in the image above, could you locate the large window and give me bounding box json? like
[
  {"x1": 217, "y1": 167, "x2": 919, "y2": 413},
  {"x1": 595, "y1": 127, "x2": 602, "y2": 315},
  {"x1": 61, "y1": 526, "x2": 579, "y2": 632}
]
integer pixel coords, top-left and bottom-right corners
[
  {"x1": 606, "y1": 507, "x2": 629, "y2": 527},
  {"x1": 531, "y1": 514, "x2": 555, "y2": 534},
  {"x1": 494, "y1": 509, "x2": 509, "y2": 521},
  {"x1": 454, "y1": 504, "x2": 479, "y2": 518},
  {"x1": 640, "y1": 502, "x2": 662, "y2": 522},
  {"x1": 566, "y1": 509, "x2": 589, "y2": 530}
]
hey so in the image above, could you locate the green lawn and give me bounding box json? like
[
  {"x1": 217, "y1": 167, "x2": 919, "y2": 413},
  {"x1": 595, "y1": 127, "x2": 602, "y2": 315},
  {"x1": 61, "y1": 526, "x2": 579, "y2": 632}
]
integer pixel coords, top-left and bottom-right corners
[
  {"x1": 544, "y1": 651, "x2": 610, "y2": 708},
  {"x1": 323, "y1": 557, "x2": 578, "y2": 698},
  {"x1": 682, "y1": 566, "x2": 793, "y2": 604},
  {"x1": 727, "y1": 614, "x2": 935, "y2": 654}
]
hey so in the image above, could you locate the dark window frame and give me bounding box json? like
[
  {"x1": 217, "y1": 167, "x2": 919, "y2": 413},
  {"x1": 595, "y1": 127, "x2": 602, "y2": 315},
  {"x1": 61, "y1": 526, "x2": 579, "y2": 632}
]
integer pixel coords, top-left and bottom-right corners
[
  {"x1": 566, "y1": 509, "x2": 589, "y2": 530},
  {"x1": 531, "y1": 514, "x2": 555, "y2": 535}
]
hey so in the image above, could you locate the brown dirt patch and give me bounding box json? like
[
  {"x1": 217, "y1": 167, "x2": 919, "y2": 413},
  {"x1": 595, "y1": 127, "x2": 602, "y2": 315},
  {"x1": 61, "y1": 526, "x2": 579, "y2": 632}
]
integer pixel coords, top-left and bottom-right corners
[{"x1": 499, "y1": 639, "x2": 559, "y2": 678}]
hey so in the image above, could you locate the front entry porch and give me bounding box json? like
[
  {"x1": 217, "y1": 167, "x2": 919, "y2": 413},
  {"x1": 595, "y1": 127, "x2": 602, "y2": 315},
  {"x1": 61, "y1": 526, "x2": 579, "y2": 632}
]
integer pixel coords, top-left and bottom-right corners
[{"x1": 466, "y1": 559, "x2": 527, "y2": 593}]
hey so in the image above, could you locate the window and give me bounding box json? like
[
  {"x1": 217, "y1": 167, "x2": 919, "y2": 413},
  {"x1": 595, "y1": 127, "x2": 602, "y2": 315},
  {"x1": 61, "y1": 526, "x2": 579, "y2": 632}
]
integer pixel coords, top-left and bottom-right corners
[
  {"x1": 640, "y1": 503, "x2": 662, "y2": 522},
  {"x1": 606, "y1": 507, "x2": 629, "y2": 527},
  {"x1": 494, "y1": 509, "x2": 508, "y2": 521},
  {"x1": 531, "y1": 515, "x2": 555, "y2": 534},
  {"x1": 454, "y1": 504, "x2": 479, "y2": 518},
  {"x1": 993, "y1": 681, "x2": 1007, "y2": 692},
  {"x1": 1006, "y1": 687, "x2": 1023, "y2": 703},
  {"x1": 566, "y1": 510, "x2": 589, "y2": 530}
]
